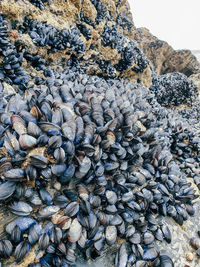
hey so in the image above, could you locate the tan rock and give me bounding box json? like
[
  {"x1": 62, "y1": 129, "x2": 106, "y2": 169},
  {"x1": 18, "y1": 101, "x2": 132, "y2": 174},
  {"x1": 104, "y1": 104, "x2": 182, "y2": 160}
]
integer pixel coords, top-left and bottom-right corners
[
  {"x1": 135, "y1": 27, "x2": 200, "y2": 77},
  {"x1": 82, "y1": 0, "x2": 97, "y2": 22},
  {"x1": 190, "y1": 73, "x2": 200, "y2": 91}
]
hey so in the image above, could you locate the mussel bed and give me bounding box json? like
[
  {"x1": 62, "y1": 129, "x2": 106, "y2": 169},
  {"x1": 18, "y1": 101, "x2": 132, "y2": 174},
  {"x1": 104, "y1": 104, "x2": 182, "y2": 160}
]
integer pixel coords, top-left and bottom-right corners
[
  {"x1": 0, "y1": 8, "x2": 200, "y2": 267},
  {"x1": 0, "y1": 69, "x2": 199, "y2": 267}
]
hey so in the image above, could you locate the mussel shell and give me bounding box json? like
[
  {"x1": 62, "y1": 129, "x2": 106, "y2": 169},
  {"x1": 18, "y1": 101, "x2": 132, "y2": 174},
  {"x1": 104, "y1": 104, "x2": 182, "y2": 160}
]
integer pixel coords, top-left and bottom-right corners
[
  {"x1": 9, "y1": 201, "x2": 33, "y2": 216},
  {"x1": 190, "y1": 237, "x2": 200, "y2": 249},
  {"x1": 37, "y1": 205, "x2": 60, "y2": 219},
  {"x1": 48, "y1": 135, "x2": 62, "y2": 149},
  {"x1": 38, "y1": 233, "x2": 50, "y2": 250},
  {"x1": 38, "y1": 122, "x2": 61, "y2": 136},
  {"x1": 30, "y1": 155, "x2": 49, "y2": 169},
  {"x1": 65, "y1": 202, "x2": 79, "y2": 217},
  {"x1": 161, "y1": 225, "x2": 172, "y2": 243},
  {"x1": 143, "y1": 232, "x2": 155, "y2": 245},
  {"x1": 0, "y1": 239, "x2": 13, "y2": 258},
  {"x1": 28, "y1": 224, "x2": 41, "y2": 245},
  {"x1": 0, "y1": 181, "x2": 16, "y2": 200},
  {"x1": 105, "y1": 225, "x2": 117, "y2": 245},
  {"x1": 11, "y1": 225, "x2": 23, "y2": 243},
  {"x1": 55, "y1": 216, "x2": 72, "y2": 230},
  {"x1": 54, "y1": 147, "x2": 65, "y2": 163},
  {"x1": 4, "y1": 168, "x2": 25, "y2": 181},
  {"x1": 75, "y1": 156, "x2": 91, "y2": 179},
  {"x1": 159, "y1": 255, "x2": 174, "y2": 267},
  {"x1": 39, "y1": 188, "x2": 53, "y2": 205},
  {"x1": 53, "y1": 194, "x2": 68, "y2": 208},
  {"x1": 51, "y1": 164, "x2": 66, "y2": 176},
  {"x1": 14, "y1": 241, "x2": 30, "y2": 262},
  {"x1": 59, "y1": 164, "x2": 75, "y2": 184},
  {"x1": 68, "y1": 218, "x2": 82, "y2": 242},
  {"x1": 143, "y1": 247, "x2": 158, "y2": 261},
  {"x1": 27, "y1": 121, "x2": 41, "y2": 137},
  {"x1": 11, "y1": 114, "x2": 27, "y2": 135},
  {"x1": 25, "y1": 165, "x2": 38, "y2": 181},
  {"x1": 116, "y1": 243, "x2": 128, "y2": 267}
]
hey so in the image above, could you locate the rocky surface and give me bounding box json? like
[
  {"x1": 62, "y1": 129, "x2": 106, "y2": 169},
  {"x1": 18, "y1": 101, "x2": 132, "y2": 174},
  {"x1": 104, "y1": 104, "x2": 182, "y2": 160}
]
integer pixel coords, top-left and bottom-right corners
[{"x1": 135, "y1": 27, "x2": 200, "y2": 77}]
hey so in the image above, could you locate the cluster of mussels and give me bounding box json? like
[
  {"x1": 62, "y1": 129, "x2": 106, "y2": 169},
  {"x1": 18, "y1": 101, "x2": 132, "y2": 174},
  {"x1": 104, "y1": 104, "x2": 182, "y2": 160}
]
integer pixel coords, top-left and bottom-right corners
[
  {"x1": 151, "y1": 72, "x2": 198, "y2": 107},
  {"x1": 19, "y1": 17, "x2": 86, "y2": 55},
  {"x1": 102, "y1": 24, "x2": 148, "y2": 75},
  {"x1": 29, "y1": 0, "x2": 50, "y2": 10},
  {"x1": 0, "y1": 68, "x2": 199, "y2": 267},
  {"x1": 0, "y1": 16, "x2": 29, "y2": 90}
]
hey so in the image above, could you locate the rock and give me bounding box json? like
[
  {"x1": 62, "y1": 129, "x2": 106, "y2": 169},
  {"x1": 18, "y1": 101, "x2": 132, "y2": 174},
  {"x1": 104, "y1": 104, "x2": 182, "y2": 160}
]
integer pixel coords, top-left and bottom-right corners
[
  {"x1": 189, "y1": 73, "x2": 200, "y2": 91},
  {"x1": 135, "y1": 27, "x2": 200, "y2": 77}
]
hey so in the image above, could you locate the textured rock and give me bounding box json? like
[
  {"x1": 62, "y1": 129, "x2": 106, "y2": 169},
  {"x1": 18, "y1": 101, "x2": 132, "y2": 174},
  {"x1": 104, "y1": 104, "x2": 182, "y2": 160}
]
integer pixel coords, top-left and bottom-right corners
[
  {"x1": 135, "y1": 27, "x2": 200, "y2": 77},
  {"x1": 190, "y1": 73, "x2": 200, "y2": 91}
]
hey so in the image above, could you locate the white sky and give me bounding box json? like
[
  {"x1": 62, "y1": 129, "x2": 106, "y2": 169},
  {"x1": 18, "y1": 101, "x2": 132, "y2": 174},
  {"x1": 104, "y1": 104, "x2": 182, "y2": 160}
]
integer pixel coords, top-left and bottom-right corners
[{"x1": 129, "y1": 0, "x2": 200, "y2": 50}]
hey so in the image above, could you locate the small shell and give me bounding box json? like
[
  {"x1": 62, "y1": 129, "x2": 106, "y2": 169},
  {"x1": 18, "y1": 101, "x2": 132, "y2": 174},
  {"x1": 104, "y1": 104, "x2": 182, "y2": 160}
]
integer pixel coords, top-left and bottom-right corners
[
  {"x1": 75, "y1": 156, "x2": 91, "y2": 179},
  {"x1": 186, "y1": 252, "x2": 194, "y2": 262},
  {"x1": 27, "y1": 121, "x2": 41, "y2": 137},
  {"x1": 116, "y1": 243, "x2": 128, "y2": 267},
  {"x1": 54, "y1": 147, "x2": 65, "y2": 163},
  {"x1": 11, "y1": 225, "x2": 22, "y2": 244},
  {"x1": 0, "y1": 239, "x2": 13, "y2": 258},
  {"x1": 190, "y1": 237, "x2": 200, "y2": 249},
  {"x1": 38, "y1": 233, "x2": 50, "y2": 250},
  {"x1": 30, "y1": 105, "x2": 42, "y2": 119},
  {"x1": 65, "y1": 202, "x2": 79, "y2": 217},
  {"x1": 50, "y1": 227, "x2": 62, "y2": 244},
  {"x1": 4, "y1": 169, "x2": 25, "y2": 181},
  {"x1": 28, "y1": 224, "x2": 41, "y2": 245},
  {"x1": 53, "y1": 194, "x2": 68, "y2": 208},
  {"x1": 9, "y1": 201, "x2": 32, "y2": 216},
  {"x1": 30, "y1": 155, "x2": 49, "y2": 169},
  {"x1": 143, "y1": 232, "x2": 155, "y2": 245},
  {"x1": 143, "y1": 247, "x2": 158, "y2": 261},
  {"x1": 105, "y1": 225, "x2": 117, "y2": 246},
  {"x1": 14, "y1": 241, "x2": 30, "y2": 263},
  {"x1": 77, "y1": 184, "x2": 89, "y2": 201},
  {"x1": 19, "y1": 134, "x2": 38, "y2": 149},
  {"x1": 51, "y1": 164, "x2": 66, "y2": 176},
  {"x1": 38, "y1": 122, "x2": 61, "y2": 136},
  {"x1": 54, "y1": 216, "x2": 72, "y2": 230},
  {"x1": 59, "y1": 164, "x2": 75, "y2": 184},
  {"x1": 106, "y1": 190, "x2": 117, "y2": 204},
  {"x1": 68, "y1": 218, "x2": 82, "y2": 242},
  {"x1": 0, "y1": 181, "x2": 16, "y2": 200},
  {"x1": 39, "y1": 188, "x2": 52, "y2": 205},
  {"x1": 11, "y1": 115, "x2": 27, "y2": 135},
  {"x1": 37, "y1": 205, "x2": 60, "y2": 219}
]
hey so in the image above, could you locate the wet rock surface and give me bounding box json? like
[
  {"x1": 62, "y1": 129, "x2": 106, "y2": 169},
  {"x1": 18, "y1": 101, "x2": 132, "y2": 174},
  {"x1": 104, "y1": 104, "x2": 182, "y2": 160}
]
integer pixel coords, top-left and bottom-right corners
[{"x1": 0, "y1": 1, "x2": 200, "y2": 267}]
